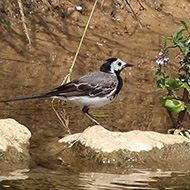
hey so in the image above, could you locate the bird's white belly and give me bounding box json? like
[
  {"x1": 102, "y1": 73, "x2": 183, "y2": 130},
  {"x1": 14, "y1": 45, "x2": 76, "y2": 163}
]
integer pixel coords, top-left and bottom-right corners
[
  {"x1": 53, "y1": 95, "x2": 113, "y2": 108},
  {"x1": 67, "y1": 96, "x2": 113, "y2": 108}
]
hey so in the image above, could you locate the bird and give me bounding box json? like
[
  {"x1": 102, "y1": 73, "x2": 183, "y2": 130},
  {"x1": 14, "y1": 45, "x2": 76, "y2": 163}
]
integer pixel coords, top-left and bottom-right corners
[{"x1": 0, "y1": 58, "x2": 133, "y2": 125}]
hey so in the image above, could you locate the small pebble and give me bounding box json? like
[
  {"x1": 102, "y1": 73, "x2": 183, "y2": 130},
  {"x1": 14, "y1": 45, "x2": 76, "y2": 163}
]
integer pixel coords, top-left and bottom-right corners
[{"x1": 76, "y1": 6, "x2": 82, "y2": 11}]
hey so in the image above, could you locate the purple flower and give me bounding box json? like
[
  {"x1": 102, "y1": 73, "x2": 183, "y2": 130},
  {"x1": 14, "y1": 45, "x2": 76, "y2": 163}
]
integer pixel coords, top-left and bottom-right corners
[
  {"x1": 156, "y1": 55, "x2": 169, "y2": 65},
  {"x1": 164, "y1": 56, "x2": 169, "y2": 62},
  {"x1": 159, "y1": 51, "x2": 163, "y2": 56},
  {"x1": 156, "y1": 58, "x2": 165, "y2": 65}
]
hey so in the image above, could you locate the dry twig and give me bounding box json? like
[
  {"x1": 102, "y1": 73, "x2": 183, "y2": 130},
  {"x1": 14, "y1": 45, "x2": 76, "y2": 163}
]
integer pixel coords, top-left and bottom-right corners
[{"x1": 17, "y1": 0, "x2": 31, "y2": 47}]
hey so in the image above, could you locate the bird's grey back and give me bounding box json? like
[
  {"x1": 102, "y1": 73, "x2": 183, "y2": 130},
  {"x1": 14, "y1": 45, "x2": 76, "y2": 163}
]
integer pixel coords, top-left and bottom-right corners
[{"x1": 78, "y1": 71, "x2": 118, "y2": 88}]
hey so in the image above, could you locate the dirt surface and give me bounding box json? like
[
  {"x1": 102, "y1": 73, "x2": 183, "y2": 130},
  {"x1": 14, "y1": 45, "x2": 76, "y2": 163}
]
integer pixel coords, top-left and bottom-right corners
[{"x1": 0, "y1": 0, "x2": 190, "y2": 170}]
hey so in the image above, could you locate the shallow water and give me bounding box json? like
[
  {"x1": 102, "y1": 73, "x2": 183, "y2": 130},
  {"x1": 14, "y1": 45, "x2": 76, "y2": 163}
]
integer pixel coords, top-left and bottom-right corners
[
  {"x1": 0, "y1": 167, "x2": 190, "y2": 190},
  {"x1": 0, "y1": 0, "x2": 190, "y2": 189}
]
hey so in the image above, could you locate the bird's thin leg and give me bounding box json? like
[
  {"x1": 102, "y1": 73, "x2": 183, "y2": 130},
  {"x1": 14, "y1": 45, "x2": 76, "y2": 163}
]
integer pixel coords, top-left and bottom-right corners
[{"x1": 82, "y1": 106, "x2": 101, "y2": 126}]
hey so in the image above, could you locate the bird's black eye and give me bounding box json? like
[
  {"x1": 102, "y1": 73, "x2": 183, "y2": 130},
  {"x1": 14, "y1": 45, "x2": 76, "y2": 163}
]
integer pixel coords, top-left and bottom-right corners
[{"x1": 118, "y1": 62, "x2": 122, "y2": 66}]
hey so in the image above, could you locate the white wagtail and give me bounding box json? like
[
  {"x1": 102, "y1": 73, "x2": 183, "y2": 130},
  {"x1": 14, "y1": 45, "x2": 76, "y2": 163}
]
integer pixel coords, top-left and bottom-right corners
[{"x1": 1, "y1": 58, "x2": 133, "y2": 125}]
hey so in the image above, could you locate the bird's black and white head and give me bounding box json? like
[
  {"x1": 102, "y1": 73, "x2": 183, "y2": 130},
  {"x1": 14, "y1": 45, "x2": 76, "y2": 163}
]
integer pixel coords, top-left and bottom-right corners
[{"x1": 100, "y1": 58, "x2": 133, "y2": 75}]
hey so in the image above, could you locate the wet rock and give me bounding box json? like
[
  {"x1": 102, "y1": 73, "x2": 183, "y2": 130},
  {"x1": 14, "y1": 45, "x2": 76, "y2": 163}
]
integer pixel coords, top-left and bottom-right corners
[
  {"x1": 0, "y1": 169, "x2": 29, "y2": 182},
  {"x1": 58, "y1": 125, "x2": 190, "y2": 169},
  {"x1": 0, "y1": 119, "x2": 31, "y2": 171}
]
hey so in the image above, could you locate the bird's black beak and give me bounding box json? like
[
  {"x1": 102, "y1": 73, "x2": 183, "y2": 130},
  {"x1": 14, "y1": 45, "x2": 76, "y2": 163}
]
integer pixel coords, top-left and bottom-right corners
[
  {"x1": 126, "y1": 63, "x2": 134, "y2": 67},
  {"x1": 124, "y1": 63, "x2": 134, "y2": 68}
]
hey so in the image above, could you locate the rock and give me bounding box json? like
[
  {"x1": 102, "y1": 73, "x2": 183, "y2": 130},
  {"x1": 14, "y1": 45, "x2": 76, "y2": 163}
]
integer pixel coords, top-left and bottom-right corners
[
  {"x1": 58, "y1": 125, "x2": 190, "y2": 169},
  {"x1": 0, "y1": 169, "x2": 29, "y2": 182},
  {"x1": 60, "y1": 125, "x2": 190, "y2": 152},
  {"x1": 0, "y1": 119, "x2": 31, "y2": 170}
]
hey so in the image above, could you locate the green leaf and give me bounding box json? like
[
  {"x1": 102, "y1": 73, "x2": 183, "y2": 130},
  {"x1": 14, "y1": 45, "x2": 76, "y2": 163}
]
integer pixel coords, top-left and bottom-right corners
[
  {"x1": 176, "y1": 40, "x2": 186, "y2": 48},
  {"x1": 186, "y1": 18, "x2": 190, "y2": 35},
  {"x1": 161, "y1": 35, "x2": 172, "y2": 40},
  {"x1": 154, "y1": 68, "x2": 166, "y2": 79},
  {"x1": 185, "y1": 64, "x2": 190, "y2": 68},
  {"x1": 184, "y1": 47, "x2": 190, "y2": 55},
  {"x1": 186, "y1": 104, "x2": 190, "y2": 114},
  {"x1": 156, "y1": 80, "x2": 165, "y2": 91},
  {"x1": 161, "y1": 98, "x2": 185, "y2": 113},
  {"x1": 182, "y1": 82, "x2": 190, "y2": 93},
  {"x1": 185, "y1": 64, "x2": 190, "y2": 73},
  {"x1": 154, "y1": 68, "x2": 161, "y2": 77},
  {"x1": 158, "y1": 73, "x2": 165, "y2": 80},
  {"x1": 165, "y1": 78, "x2": 181, "y2": 90},
  {"x1": 180, "y1": 20, "x2": 188, "y2": 31},
  {"x1": 172, "y1": 26, "x2": 184, "y2": 42},
  {"x1": 176, "y1": 75, "x2": 186, "y2": 83},
  {"x1": 167, "y1": 45, "x2": 177, "y2": 49},
  {"x1": 188, "y1": 17, "x2": 190, "y2": 28}
]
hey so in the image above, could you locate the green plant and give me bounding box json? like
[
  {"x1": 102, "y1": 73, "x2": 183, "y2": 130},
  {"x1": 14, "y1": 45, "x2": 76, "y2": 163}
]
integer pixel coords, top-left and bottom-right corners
[{"x1": 154, "y1": 18, "x2": 190, "y2": 135}]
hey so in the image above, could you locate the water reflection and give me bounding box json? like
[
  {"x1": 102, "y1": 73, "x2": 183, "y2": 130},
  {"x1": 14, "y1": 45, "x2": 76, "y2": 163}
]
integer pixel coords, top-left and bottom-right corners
[
  {"x1": 79, "y1": 169, "x2": 190, "y2": 190},
  {"x1": 0, "y1": 168, "x2": 190, "y2": 189}
]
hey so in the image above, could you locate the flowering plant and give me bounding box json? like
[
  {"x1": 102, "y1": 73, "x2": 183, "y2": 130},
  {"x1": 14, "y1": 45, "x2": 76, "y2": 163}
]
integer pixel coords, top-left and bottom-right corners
[{"x1": 154, "y1": 18, "x2": 190, "y2": 135}]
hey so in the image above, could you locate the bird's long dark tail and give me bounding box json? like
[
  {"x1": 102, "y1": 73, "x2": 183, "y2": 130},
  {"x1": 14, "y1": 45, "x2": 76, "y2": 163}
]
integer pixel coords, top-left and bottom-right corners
[{"x1": 0, "y1": 94, "x2": 50, "y2": 103}]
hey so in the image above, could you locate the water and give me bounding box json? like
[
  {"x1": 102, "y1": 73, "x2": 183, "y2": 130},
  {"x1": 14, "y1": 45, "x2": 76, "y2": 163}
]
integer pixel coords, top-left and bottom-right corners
[
  {"x1": 0, "y1": 0, "x2": 190, "y2": 189},
  {"x1": 0, "y1": 167, "x2": 190, "y2": 189}
]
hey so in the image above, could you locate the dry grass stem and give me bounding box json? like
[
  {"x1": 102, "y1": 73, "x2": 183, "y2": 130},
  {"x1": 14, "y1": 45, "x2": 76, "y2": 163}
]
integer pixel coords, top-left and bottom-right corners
[
  {"x1": 17, "y1": 0, "x2": 31, "y2": 47},
  {"x1": 51, "y1": 0, "x2": 98, "y2": 130},
  {"x1": 136, "y1": 0, "x2": 145, "y2": 10},
  {"x1": 51, "y1": 101, "x2": 71, "y2": 134},
  {"x1": 124, "y1": 0, "x2": 142, "y2": 29}
]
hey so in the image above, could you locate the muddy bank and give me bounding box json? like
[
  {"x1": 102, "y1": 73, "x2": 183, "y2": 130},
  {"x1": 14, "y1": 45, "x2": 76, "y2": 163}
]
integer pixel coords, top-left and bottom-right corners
[
  {"x1": 0, "y1": 0, "x2": 190, "y2": 173},
  {"x1": 0, "y1": 0, "x2": 190, "y2": 133}
]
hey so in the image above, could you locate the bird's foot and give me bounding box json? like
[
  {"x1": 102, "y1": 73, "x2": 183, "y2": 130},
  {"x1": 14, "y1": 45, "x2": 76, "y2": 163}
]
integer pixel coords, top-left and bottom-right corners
[
  {"x1": 94, "y1": 120, "x2": 101, "y2": 126},
  {"x1": 82, "y1": 106, "x2": 102, "y2": 126}
]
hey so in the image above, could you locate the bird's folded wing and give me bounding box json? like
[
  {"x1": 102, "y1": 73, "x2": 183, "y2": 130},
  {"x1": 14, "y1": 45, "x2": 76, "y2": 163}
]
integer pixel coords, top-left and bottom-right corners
[{"x1": 46, "y1": 76, "x2": 117, "y2": 97}]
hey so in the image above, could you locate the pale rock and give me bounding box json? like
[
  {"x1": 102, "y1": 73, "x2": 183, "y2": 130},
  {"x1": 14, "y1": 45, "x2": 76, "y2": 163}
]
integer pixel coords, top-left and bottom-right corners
[
  {"x1": 59, "y1": 125, "x2": 190, "y2": 153},
  {"x1": 0, "y1": 118, "x2": 31, "y2": 163}
]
